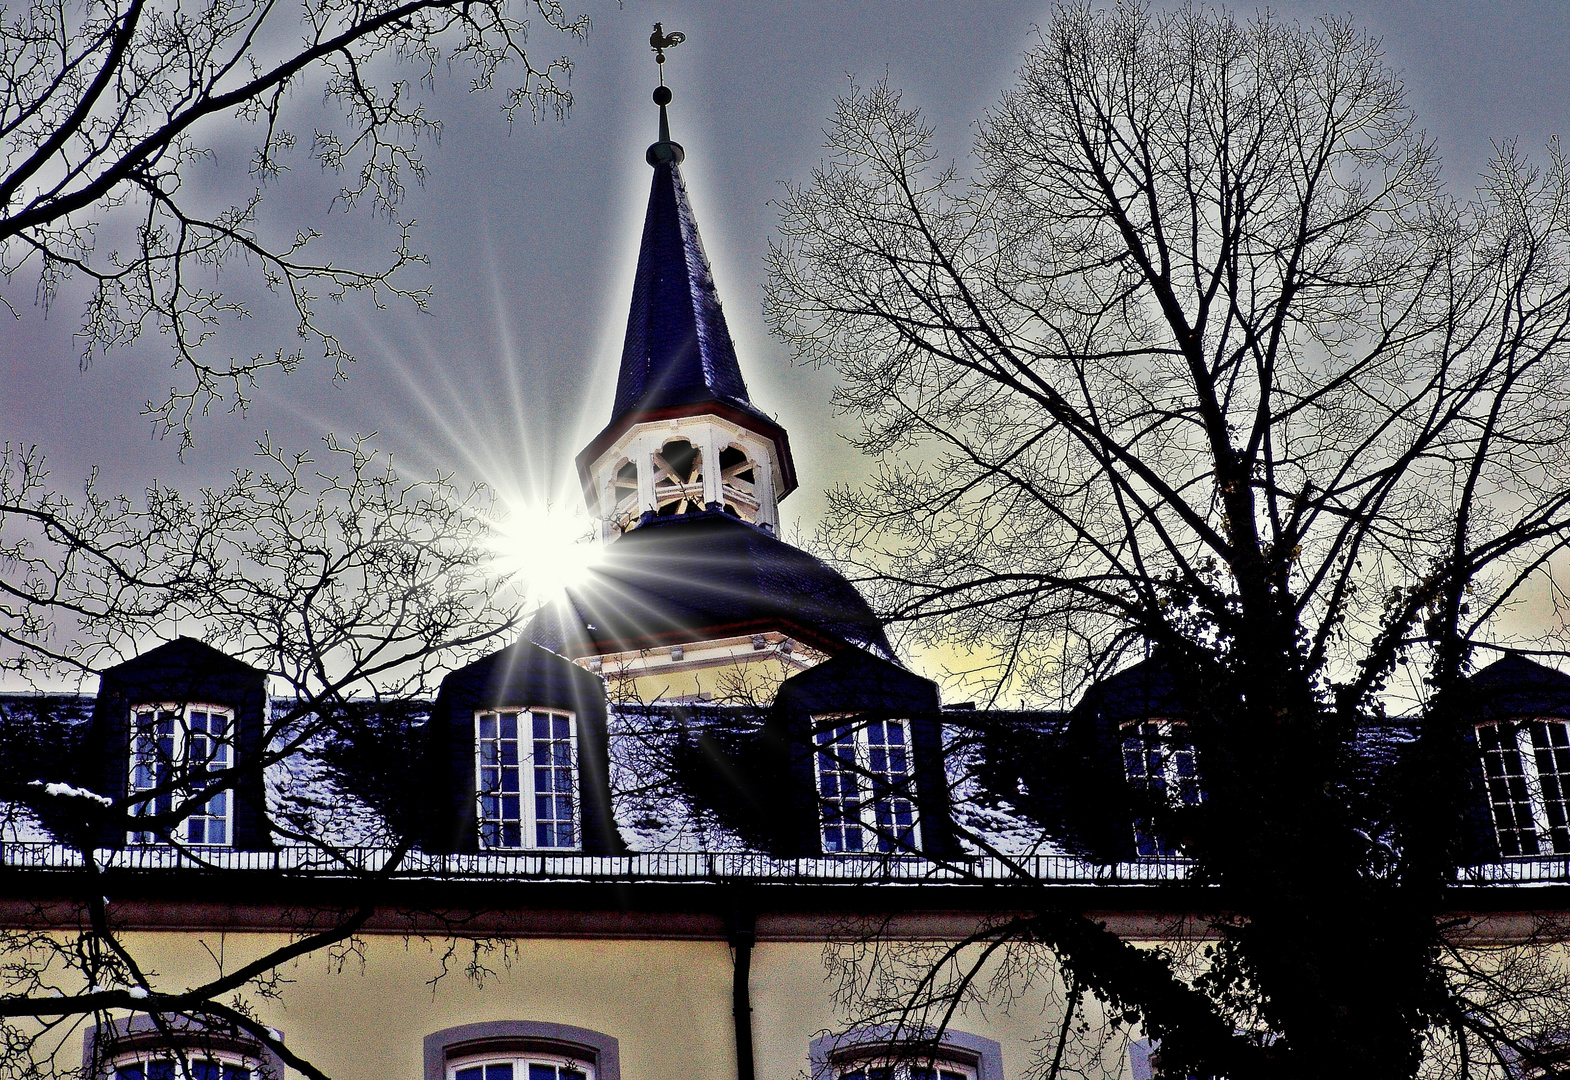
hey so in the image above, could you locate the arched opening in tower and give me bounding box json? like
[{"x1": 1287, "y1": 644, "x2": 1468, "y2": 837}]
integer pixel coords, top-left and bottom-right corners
[
  {"x1": 654, "y1": 438, "x2": 705, "y2": 517},
  {"x1": 611, "y1": 459, "x2": 640, "y2": 533},
  {"x1": 720, "y1": 445, "x2": 759, "y2": 521}
]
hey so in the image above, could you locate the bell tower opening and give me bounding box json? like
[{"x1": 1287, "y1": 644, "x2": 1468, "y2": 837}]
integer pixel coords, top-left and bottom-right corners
[
  {"x1": 654, "y1": 438, "x2": 704, "y2": 517},
  {"x1": 720, "y1": 445, "x2": 758, "y2": 521}
]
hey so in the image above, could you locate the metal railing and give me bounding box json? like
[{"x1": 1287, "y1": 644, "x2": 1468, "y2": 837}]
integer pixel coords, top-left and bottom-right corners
[
  {"x1": 1, "y1": 842, "x2": 1564, "y2": 886},
  {"x1": 0, "y1": 843, "x2": 1193, "y2": 884}
]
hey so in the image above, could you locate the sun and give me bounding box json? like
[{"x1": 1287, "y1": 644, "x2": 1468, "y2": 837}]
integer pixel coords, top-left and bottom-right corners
[{"x1": 485, "y1": 498, "x2": 603, "y2": 605}]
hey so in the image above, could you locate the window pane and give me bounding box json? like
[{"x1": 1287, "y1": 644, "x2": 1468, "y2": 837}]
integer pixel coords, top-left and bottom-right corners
[
  {"x1": 456, "y1": 1067, "x2": 484, "y2": 1080},
  {"x1": 532, "y1": 713, "x2": 577, "y2": 849},
  {"x1": 1480, "y1": 722, "x2": 1547, "y2": 856},
  {"x1": 1533, "y1": 721, "x2": 1570, "y2": 853},
  {"x1": 815, "y1": 722, "x2": 877, "y2": 854},
  {"x1": 478, "y1": 710, "x2": 577, "y2": 850},
  {"x1": 127, "y1": 706, "x2": 234, "y2": 848},
  {"x1": 527, "y1": 1065, "x2": 555, "y2": 1080},
  {"x1": 487, "y1": 1065, "x2": 515, "y2": 1080},
  {"x1": 866, "y1": 719, "x2": 919, "y2": 853}
]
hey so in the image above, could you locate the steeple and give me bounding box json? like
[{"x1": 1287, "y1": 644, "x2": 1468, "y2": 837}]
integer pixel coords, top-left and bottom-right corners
[
  {"x1": 533, "y1": 39, "x2": 895, "y2": 703},
  {"x1": 576, "y1": 67, "x2": 796, "y2": 540},
  {"x1": 612, "y1": 84, "x2": 754, "y2": 425}
]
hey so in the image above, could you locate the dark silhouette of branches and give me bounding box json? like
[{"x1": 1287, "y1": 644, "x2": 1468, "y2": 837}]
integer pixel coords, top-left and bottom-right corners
[
  {"x1": 767, "y1": 4, "x2": 1570, "y2": 1076},
  {"x1": 1, "y1": 0, "x2": 589, "y2": 445},
  {"x1": 0, "y1": 435, "x2": 526, "y2": 1080}
]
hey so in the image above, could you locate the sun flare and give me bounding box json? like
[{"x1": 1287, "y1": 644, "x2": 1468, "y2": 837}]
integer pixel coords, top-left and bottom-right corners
[{"x1": 486, "y1": 499, "x2": 603, "y2": 605}]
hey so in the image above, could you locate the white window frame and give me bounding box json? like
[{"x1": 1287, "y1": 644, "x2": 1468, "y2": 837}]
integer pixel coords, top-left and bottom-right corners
[
  {"x1": 1120, "y1": 718, "x2": 1203, "y2": 858},
  {"x1": 812, "y1": 715, "x2": 922, "y2": 855},
  {"x1": 1478, "y1": 718, "x2": 1570, "y2": 856},
  {"x1": 835, "y1": 1057, "x2": 976, "y2": 1080},
  {"x1": 475, "y1": 708, "x2": 580, "y2": 851},
  {"x1": 1120, "y1": 720, "x2": 1203, "y2": 803},
  {"x1": 127, "y1": 703, "x2": 235, "y2": 847},
  {"x1": 111, "y1": 1048, "x2": 255, "y2": 1080},
  {"x1": 449, "y1": 1052, "x2": 594, "y2": 1080}
]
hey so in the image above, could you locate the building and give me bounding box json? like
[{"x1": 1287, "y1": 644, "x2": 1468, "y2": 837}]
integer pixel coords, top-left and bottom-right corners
[{"x1": 3, "y1": 73, "x2": 1570, "y2": 1080}]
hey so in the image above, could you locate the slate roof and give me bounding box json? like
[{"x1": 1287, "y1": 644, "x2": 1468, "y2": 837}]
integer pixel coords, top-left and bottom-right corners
[
  {"x1": 526, "y1": 511, "x2": 895, "y2": 662},
  {"x1": 10, "y1": 650, "x2": 1570, "y2": 880},
  {"x1": 608, "y1": 124, "x2": 766, "y2": 430}
]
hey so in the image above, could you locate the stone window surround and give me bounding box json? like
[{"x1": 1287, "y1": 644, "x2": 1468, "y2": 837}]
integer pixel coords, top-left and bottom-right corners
[
  {"x1": 809, "y1": 1026, "x2": 1003, "y2": 1080},
  {"x1": 82, "y1": 1016, "x2": 286, "y2": 1080},
  {"x1": 425, "y1": 1022, "x2": 620, "y2": 1080}
]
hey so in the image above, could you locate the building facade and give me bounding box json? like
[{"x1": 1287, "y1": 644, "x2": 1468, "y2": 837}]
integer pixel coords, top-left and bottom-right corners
[{"x1": 4, "y1": 76, "x2": 1570, "y2": 1080}]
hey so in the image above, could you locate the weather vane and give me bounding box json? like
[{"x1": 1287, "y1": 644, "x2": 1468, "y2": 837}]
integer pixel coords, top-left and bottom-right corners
[{"x1": 650, "y1": 23, "x2": 686, "y2": 85}]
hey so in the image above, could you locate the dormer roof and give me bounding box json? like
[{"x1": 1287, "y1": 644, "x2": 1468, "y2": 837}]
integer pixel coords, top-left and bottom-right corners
[{"x1": 1468, "y1": 653, "x2": 1570, "y2": 720}]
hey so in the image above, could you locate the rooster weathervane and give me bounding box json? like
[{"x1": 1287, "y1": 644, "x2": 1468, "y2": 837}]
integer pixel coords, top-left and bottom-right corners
[{"x1": 650, "y1": 23, "x2": 686, "y2": 84}]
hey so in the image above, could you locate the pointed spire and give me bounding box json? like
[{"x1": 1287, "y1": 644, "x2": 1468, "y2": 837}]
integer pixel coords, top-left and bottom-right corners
[
  {"x1": 575, "y1": 65, "x2": 798, "y2": 519},
  {"x1": 609, "y1": 84, "x2": 756, "y2": 424}
]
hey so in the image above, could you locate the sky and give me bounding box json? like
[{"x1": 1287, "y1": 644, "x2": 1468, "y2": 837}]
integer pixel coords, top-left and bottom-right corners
[{"x1": 5, "y1": 0, "x2": 1570, "y2": 685}]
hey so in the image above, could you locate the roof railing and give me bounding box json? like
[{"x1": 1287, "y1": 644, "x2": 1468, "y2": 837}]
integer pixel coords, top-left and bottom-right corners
[{"x1": 0, "y1": 843, "x2": 1562, "y2": 885}]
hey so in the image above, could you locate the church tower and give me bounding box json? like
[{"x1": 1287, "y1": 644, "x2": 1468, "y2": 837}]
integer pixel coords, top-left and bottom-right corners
[
  {"x1": 574, "y1": 82, "x2": 794, "y2": 544},
  {"x1": 529, "y1": 68, "x2": 893, "y2": 704}
]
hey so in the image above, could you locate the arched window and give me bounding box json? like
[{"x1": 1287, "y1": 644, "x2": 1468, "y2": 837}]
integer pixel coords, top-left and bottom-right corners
[
  {"x1": 809, "y1": 1029, "x2": 1002, "y2": 1080},
  {"x1": 84, "y1": 1017, "x2": 283, "y2": 1080},
  {"x1": 425, "y1": 1023, "x2": 620, "y2": 1080},
  {"x1": 652, "y1": 439, "x2": 704, "y2": 517},
  {"x1": 718, "y1": 445, "x2": 760, "y2": 521}
]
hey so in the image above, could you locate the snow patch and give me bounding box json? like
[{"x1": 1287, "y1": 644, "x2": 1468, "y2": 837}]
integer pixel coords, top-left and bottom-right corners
[{"x1": 30, "y1": 781, "x2": 112, "y2": 806}]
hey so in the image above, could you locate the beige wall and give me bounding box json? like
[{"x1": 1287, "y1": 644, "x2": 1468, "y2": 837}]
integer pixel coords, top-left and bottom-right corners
[{"x1": 76, "y1": 932, "x2": 1102, "y2": 1080}]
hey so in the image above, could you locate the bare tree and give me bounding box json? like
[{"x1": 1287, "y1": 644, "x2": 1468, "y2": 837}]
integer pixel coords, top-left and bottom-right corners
[
  {"x1": 1, "y1": 0, "x2": 588, "y2": 444},
  {"x1": 767, "y1": 3, "x2": 1570, "y2": 1076},
  {"x1": 0, "y1": 434, "x2": 526, "y2": 1080}
]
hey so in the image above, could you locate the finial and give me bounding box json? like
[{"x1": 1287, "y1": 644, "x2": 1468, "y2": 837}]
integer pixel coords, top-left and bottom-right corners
[{"x1": 646, "y1": 24, "x2": 687, "y2": 167}]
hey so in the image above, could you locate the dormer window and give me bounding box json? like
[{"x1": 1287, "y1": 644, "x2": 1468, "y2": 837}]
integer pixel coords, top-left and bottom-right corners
[
  {"x1": 1121, "y1": 719, "x2": 1202, "y2": 857},
  {"x1": 814, "y1": 716, "x2": 921, "y2": 854},
  {"x1": 1478, "y1": 719, "x2": 1570, "y2": 856},
  {"x1": 476, "y1": 709, "x2": 579, "y2": 850},
  {"x1": 127, "y1": 704, "x2": 234, "y2": 846}
]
